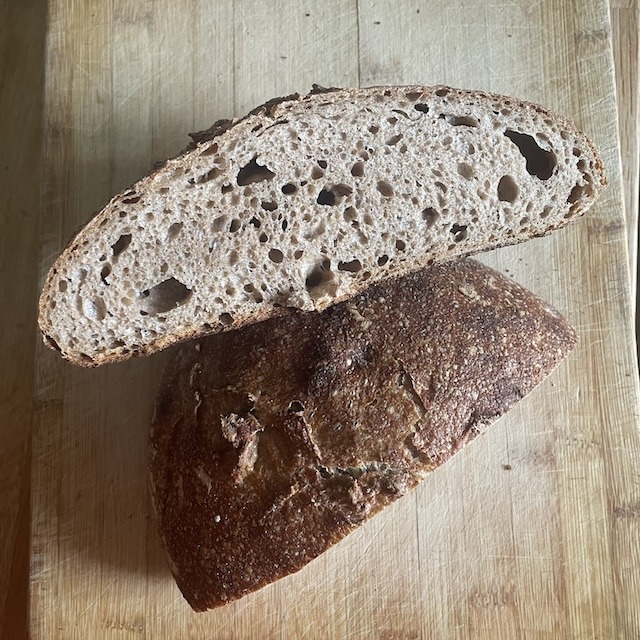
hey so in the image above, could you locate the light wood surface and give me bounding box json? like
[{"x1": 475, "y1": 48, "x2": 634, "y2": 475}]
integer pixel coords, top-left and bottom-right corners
[
  {"x1": 0, "y1": 0, "x2": 637, "y2": 638},
  {"x1": 611, "y1": 0, "x2": 639, "y2": 306}
]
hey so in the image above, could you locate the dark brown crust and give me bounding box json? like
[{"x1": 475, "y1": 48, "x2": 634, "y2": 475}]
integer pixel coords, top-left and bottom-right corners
[
  {"x1": 38, "y1": 83, "x2": 605, "y2": 366},
  {"x1": 148, "y1": 259, "x2": 577, "y2": 612}
]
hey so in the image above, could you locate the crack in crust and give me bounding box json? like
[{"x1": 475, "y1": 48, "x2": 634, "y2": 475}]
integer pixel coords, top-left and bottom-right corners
[{"x1": 220, "y1": 413, "x2": 263, "y2": 485}]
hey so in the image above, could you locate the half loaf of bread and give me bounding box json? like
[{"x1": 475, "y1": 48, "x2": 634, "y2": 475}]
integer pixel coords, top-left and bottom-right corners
[
  {"x1": 148, "y1": 259, "x2": 577, "y2": 611},
  {"x1": 39, "y1": 85, "x2": 603, "y2": 366}
]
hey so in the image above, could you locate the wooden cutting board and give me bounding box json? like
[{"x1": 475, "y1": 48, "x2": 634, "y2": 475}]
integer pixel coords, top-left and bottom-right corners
[{"x1": 32, "y1": 0, "x2": 640, "y2": 637}]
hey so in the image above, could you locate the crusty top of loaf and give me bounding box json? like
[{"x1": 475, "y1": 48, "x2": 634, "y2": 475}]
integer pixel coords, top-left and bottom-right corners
[
  {"x1": 39, "y1": 84, "x2": 603, "y2": 366},
  {"x1": 148, "y1": 259, "x2": 577, "y2": 612}
]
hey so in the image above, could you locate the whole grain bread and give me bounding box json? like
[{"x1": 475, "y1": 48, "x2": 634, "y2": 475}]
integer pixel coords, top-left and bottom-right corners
[
  {"x1": 148, "y1": 259, "x2": 577, "y2": 612},
  {"x1": 39, "y1": 85, "x2": 603, "y2": 366}
]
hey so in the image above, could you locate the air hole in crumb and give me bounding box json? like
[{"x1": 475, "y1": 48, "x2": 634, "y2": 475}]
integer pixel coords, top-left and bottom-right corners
[
  {"x1": 112, "y1": 234, "x2": 132, "y2": 257},
  {"x1": 435, "y1": 88, "x2": 450, "y2": 97},
  {"x1": 259, "y1": 232, "x2": 269, "y2": 243},
  {"x1": 244, "y1": 283, "x2": 264, "y2": 302},
  {"x1": 450, "y1": 224, "x2": 468, "y2": 242},
  {"x1": 305, "y1": 259, "x2": 338, "y2": 300},
  {"x1": 406, "y1": 91, "x2": 423, "y2": 101},
  {"x1": 219, "y1": 312, "x2": 233, "y2": 326},
  {"x1": 58, "y1": 280, "x2": 68, "y2": 292},
  {"x1": 190, "y1": 167, "x2": 221, "y2": 184},
  {"x1": 317, "y1": 189, "x2": 336, "y2": 206},
  {"x1": 444, "y1": 114, "x2": 478, "y2": 127},
  {"x1": 377, "y1": 180, "x2": 393, "y2": 197},
  {"x1": 261, "y1": 200, "x2": 278, "y2": 211},
  {"x1": 228, "y1": 250, "x2": 239, "y2": 266},
  {"x1": 282, "y1": 219, "x2": 288, "y2": 231},
  {"x1": 229, "y1": 218, "x2": 242, "y2": 232},
  {"x1": 282, "y1": 183, "x2": 297, "y2": 194},
  {"x1": 343, "y1": 207, "x2": 357, "y2": 222},
  {"x1": 221, "y1": 183, "x2": 233, "y2": 193},
  {"x1": 377, "y1": 254, "x2": 389, "y2": 266},
  {"x1": 422, "y1": 207, "x2": 439, "y2": 227},
  {"x1": 332, "y1": 184, "x2": 352, "y2": 198},
  {"x1": 294, "y1": 250, "x2": 304, "y2": 259},
  {"x1": 199, "y1": 142, "x2": 218, "y2": 156},
  {"x1": 122, "y1": 195, "x2": 141, "y2": 204},
  {"x1": 338, "y1": 259, "x2": 362, "y2": 273},
  {"x1": 504, "y1": 130, "x2": 556, "y2": 179},
  {"x1": 434, "y1": 181, "x2": 447, "y2": 193},
  {"x1": 567, "y1": 183, "x2": 587, "y2": 204},
  {"x1": 386, "y1": 133, "x2": 403, "y2": 146},
  {"x1": 249, "y1": 216, "x2": 261, "y2": 228},
  {"x1": 387, "y1": 116, "x2": 398, "y2": 125},
  {"x1": 540, "y1": 206, "x2": 551, "y2": 218},
  {"x1": 82, "y1": 297, "x2": 107, "y2": 321},
  {"x1": 138, "y1": 278, "x2": 192, "y2": 315},
  {"x1": 236, "y1": 156, "x2": 276, "y2": 185},
  {"x1": 395, "y1": 239, "x2": 406, "y2": 251},
  {"x1": 318, "y1": 160, "x2": 327, "y2": 169},
  {"x1": 213, "y1": 216, "x2": 228, "y2": 232},
  {"x1": 100, "y1": 264, "x2": 111, "y2": 284},
  {"x1": 519, "y1": 216, "x2": 529, "y2": 226},
  {"x1": 159, "y1": 187, "x2": 169, "y2": 194},
  {"x1": 311, "y1": 166, "x2": 324, "y2": 180},
  {"x1": 414, "y1": 103, "x2": 429, "y2": 113},
  {"x1": 269, "y1": 248, "x2": 284, "y2": 263},
  {"x1": 167, "y1": 222, "x2": 183, "y2": 240},
  {"x1": 160, "y1": 262, "x2": 169, "y2": 274},
  {"x1": 351, "y1": 162, "x2": 364, "y2": 177},
  {"x1": 457, "y1": 163, "x2": 475, "y2": 180},
  {"x1": 498, "y1": 175, "x2": 519, "y2": 203},
  {"x1": 368, "y1": 125, "x2": 379, "y2": 134}
]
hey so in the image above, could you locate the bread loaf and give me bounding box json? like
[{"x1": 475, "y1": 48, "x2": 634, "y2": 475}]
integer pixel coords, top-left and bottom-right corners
[
  {"x1": 39, "y1": 85, "x2": 604, "y2": 366},
  {"x1": 148, "y1": 259, "x2": 577, "y2": 611}
]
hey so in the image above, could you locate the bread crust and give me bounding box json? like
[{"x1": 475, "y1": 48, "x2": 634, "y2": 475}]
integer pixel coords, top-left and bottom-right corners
[
  {"x1": 148, "y1": 259, "x2": 577, "y2": 611},
  {"x1": 39, "y1": 84, "x2": 604, "y2": 366}
]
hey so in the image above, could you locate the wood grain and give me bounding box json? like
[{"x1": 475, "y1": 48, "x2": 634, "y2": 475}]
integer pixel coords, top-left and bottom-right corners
[
  {"x1": 611, "y1": 0, "x2": 639, "y2": 310},
  {"x1": 29, "y1": 0, "x2": 640, "y2": 639},
  {"x1": 0, "y1": 0, "x2": 46, "y2": 638}
]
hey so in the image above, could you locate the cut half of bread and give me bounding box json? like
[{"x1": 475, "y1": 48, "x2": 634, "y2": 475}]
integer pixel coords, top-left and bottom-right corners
[
  {"x1": 39, "y1": 85, "x2": 604, "y2": 366},
  {"x1": 148, "y1": 259, "x2": 577, "y2": 611}
]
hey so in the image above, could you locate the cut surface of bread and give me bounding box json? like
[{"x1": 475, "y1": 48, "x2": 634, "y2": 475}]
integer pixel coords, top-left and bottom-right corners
[
  {"x1": 39, "y1": 85, "x2": 604, "y2": 366},
  {"x1": 148, "y1": 259, "x2": 577, "y2": 612}
]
